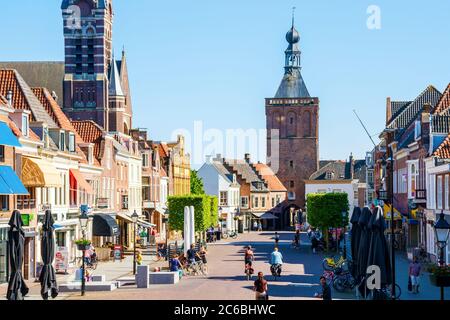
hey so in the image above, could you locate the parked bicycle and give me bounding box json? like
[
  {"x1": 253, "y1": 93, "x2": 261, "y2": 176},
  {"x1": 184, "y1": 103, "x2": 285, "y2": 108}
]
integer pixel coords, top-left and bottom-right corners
[
  {"x1": 154, "y1": 246, "x2": 168, "y2": 262},
  {"x1": 322, "y1": 255, "x2": 352, "y2": 272},
  {"x1": 222, "y1": 230, "x2": 238, "y2": 240},
  {"x1": 332, "y1": 271, "x2": 356, "y2": 292}
]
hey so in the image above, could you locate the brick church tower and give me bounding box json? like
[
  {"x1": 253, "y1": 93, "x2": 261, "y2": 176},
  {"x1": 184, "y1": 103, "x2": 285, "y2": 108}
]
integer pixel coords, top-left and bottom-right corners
[
  {"x1": 266, "y1": 17, "x2": 319, "y2": 212},
  {"x1": 61, "y1": 0, "x2": 132, "y2": 134}
]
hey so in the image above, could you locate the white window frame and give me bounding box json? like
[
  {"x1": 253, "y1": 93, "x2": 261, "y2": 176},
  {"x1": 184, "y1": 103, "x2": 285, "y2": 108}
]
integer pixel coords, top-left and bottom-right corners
[
  {"x1": 21, "y1": 114, "x2": 29, "y2": 137},
  {"x1": 220, "y1": 191, "x2": 228, "y2": 206},
  {"x1": 445, "y1": 175, "x2": 449, "y2": 210},
  {"x1": 68, "y1": 133, "x2": 75, "y2": 153},
  {"x1": 241, "y1": 196, "x2": 249, "y2": 209},
  {"x1": 437, "y1": 175, "x2": 443, "y2": 210}
]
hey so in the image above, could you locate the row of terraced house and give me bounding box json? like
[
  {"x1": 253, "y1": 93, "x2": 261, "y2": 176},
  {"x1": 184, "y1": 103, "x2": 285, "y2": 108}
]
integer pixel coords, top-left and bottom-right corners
[
  {"x1": 366, "y1": 84, "x2": 450, "y2": 264},
  {"x1": 0, "y1": 0, "x2": 191, "y2": 284}
]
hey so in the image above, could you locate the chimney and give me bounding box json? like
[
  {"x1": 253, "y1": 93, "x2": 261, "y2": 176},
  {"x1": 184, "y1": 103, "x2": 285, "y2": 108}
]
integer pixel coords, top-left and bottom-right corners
[
  {"x1": 386, "y1": 97, "x2": 392, "y2": 125},
  {"x1": 6, "y1": 90, "x2": 13, "y2": 106},
  {"x1": 349, "y1": 153, "x2": 354, "y2": 179},
  {"x1": 244, "y1": 153, "x2": 251, "y2": 163},
  {"x1": 421, "y1": 103, "x2": 432, "y2": 145},
  {"x1": 205, "y1": 155, "x2": 212, "y2": 163}
]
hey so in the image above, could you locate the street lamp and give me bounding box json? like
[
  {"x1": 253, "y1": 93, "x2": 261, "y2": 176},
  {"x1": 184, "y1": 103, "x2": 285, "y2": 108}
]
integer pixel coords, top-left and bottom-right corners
[
  {"x1": 342, "y1": 211, "x2": 348, "y2": 259},
  {"x1": 433, "y1": 211, "x2": 450, "y2": 301},
  {"x1": 79, "y1": 210, "x2": 89, "y2": 296},
  {"x1": 131, "y1": 210, "x2": 139, "y2": 275},
  {"x1": 218, "y1": 207, "x2": 223, "y2": 236},
  {"x1": 162, "y1": 216, "x2": 169, "y2": 263}
]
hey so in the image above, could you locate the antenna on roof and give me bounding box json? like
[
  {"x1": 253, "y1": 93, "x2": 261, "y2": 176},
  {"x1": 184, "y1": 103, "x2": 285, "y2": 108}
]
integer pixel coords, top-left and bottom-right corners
[{"x1": 353, "y1": 109, "x2": 377, "y2": 148}]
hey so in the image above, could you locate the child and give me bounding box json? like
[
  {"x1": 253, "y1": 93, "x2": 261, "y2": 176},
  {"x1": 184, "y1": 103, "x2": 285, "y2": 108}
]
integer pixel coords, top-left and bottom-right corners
[{"x1": 136, "y1": 250, "x2": 143, "y2": 266}]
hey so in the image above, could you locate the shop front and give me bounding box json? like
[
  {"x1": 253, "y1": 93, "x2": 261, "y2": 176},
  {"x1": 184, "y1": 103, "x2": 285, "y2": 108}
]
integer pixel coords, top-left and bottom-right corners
[
  {"x1": 91, "y1": 213, "x2": 120, "y2": 261},
  {"x1": 116, "y1": 212, "x2": 132, "y2": 249},
  {"x1": 0, "y1": 225, "x2": 8, "y2": 284}
]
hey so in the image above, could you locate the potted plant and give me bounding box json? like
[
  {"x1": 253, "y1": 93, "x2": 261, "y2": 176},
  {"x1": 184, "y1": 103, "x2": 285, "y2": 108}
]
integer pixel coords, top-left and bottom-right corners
[
  {"x1": 427, "y1": 264, "x2": 450, "y2": 287},
  {"x1": 75, "y1": 239, "x2": 92, "y2": 251}
]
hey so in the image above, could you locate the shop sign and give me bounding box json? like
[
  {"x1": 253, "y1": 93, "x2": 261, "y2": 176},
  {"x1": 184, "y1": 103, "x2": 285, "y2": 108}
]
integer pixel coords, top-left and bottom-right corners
[
  {"x1": 113, "y1": 245, "x2": 123, "y2": 261},
  {"x1": 96, "y1": 198, "x2": 109, "y2": 209},
  {"x1": 55, "y1": 247, "x2": 69, "y2": 272}
]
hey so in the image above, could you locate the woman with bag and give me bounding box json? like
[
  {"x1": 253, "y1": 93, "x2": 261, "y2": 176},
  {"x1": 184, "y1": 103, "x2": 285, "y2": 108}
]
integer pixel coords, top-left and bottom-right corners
[{"x1": 253, "y1": 272, "x2": 269, "y2": 300}]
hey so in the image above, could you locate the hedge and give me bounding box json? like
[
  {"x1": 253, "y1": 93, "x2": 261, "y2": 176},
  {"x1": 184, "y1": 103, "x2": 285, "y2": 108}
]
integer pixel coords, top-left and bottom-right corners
[{"x1": 168, "y1": 195, "x2": 218, "y2": 232}]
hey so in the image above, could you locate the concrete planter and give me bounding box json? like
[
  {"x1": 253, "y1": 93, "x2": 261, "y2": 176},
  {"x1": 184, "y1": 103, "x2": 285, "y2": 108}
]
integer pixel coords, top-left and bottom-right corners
[{"x1": 429, "y1": 274, "x2": 450, "y2": 287}]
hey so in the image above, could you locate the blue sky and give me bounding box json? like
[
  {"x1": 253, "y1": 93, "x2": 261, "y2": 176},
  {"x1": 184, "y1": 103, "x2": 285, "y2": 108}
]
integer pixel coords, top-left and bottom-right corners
[{"x1": 1, "y1": 0, "x2": 450, "y2": 167}]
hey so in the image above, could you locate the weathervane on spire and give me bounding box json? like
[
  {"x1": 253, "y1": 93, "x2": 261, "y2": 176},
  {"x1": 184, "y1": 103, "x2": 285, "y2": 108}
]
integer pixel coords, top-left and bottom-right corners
[{"x1": 292, "y1": 6, "x2": 296, "y2": 27}]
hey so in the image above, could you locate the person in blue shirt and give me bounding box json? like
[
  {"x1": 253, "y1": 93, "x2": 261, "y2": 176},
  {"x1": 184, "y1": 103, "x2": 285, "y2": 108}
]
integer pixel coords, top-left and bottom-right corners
[
  {"x1": 170, "y1": 254, "x2": 183, "y2": 279},
  {"x1": 270, "y1": 247, "x2": 283, "y2": 277}
]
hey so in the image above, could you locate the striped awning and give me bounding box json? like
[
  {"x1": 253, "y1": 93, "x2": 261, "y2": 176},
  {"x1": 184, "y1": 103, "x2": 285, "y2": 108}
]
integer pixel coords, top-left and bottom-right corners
[{"x1": 21, "y1": 157, "x2": 61, "y2": 187}]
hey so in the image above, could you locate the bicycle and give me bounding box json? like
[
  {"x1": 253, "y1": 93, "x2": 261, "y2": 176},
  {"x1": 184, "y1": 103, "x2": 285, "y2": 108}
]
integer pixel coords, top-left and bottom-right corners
[
  {"x1": 245, "y1": 263, "x2": 254, "y2": 281},
  {"x1": 322, "y1": 255, "x2": 351, "y2": 272},
  {"x1": 222, "y1": 230, "x2": 238, "y2": 240},
  {"x1": 154, "y1": 247, "x2": 168, "y2": 262},
  {"x1": 379, "y1": 283, "x2": 402, "y2": 300},
  {"x1": 187, "y1": 260, "x2": 207, "y2": 276},
  {"x1": 77, "y1": 256, "x2": 98, "y2": 270},
  {"x1": 332, "y1": 271, "x2": 356, "y2": 292},
  {"x1": 270, "y1": 264, "x2": 282, "y2": 281}
]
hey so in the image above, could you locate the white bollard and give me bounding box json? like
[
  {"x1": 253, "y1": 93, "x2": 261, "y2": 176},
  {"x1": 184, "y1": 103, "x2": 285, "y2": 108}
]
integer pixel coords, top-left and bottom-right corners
[
  {"x1": 184, "y1": 206, "x2": 191, "y2": 255},
  {"x1": 189, "y1": 206, "x2": 195, "y2": 246}
]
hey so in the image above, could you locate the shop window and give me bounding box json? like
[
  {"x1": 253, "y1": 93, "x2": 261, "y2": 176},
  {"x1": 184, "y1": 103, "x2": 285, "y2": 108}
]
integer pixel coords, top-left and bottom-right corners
[
  {"x1": 0, "y1": 145, "x2": 4, "y2": 162},
  {"x1": 0, "y1": 196, "x2": 9, "y2": 212},
  {"x1": 56, "y1": 232, "x2": 66, "y2": 247}
]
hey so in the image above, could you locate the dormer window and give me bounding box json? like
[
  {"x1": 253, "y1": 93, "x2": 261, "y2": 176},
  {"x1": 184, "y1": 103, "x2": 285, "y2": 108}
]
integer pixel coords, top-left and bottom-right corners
[
  {"x1": 142, "y1": 153, "x2": 149, "y2": 168},
  {"x1": 21, "y1": 114, "x2": 29, "y2": 137},
  {"x1": 88, "y1": 145, "x2": 94, "y2": 165},
  {"x1": 43, "y1": 127, "x2": 49, "y2": 148},
  {"x1": 69, "y1": 133, "x2": 76, "y2": 153},
  {"x1": 414, "y1": 120, "x2": 421, "y2": 140},
  {"x1": 59, "y1": 131, "x2": 65, "y2": 151},
  {"x1": 326, "y1": 172, "x2": 334, "y2": 180}
]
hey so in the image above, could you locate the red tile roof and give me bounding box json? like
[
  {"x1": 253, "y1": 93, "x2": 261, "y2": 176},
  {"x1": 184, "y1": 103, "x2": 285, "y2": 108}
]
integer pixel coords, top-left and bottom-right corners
[
  {"x1": 158, "y1": 143, "x2": 169, "y2": 158},
  {"x1": 0, "y1": 69, "x2": 29, "y2": 111},
  {"x1": 32, "y1": 87, "x2": 97, "y2": 165},
  {"x1": 434, "y1": 83, "x2": 450, "y2": 115},
  {"x1": 254, "y1": 163, "x2": 287, "y2": 192},
  {"x1": 0, "y1": 69, "x2": 57, "y2": 127},
  {"x1": 434, "y1": 134, "x2": 450, "y2": 159},
  {"x1": 71, "y1": 120, "x2": 104, "y2": 161}
]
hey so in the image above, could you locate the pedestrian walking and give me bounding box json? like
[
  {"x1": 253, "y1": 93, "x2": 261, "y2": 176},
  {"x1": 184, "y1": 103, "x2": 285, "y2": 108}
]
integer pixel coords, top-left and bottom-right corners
[
  {"x1": 315, "y1": 276, "x2": 332, "y2": 300},
  {"x1": 258, "y1": 221, "x2": 263, "y2": 232},
  {"x1": 274, "y1": 232, "x2": 280, "y2": 247},
  {"x1": 253, "y1": 272, "x2": 268, "y2": 300},
  {"x1": 409, "y1": 257, "x2": 421, "y2": 294},
  {"x1": 170, "y1": 254, "x2": 183, "y2": 279}
]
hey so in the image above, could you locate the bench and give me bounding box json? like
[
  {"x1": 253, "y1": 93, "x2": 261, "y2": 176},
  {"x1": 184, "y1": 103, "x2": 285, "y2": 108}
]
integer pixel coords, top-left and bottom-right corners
[
  {"x1": 136, "y1": 265, "x2": 179, "y2": 288},
  {"x1": 58, "y1": 281, "x2": 119, "y2": 292}
]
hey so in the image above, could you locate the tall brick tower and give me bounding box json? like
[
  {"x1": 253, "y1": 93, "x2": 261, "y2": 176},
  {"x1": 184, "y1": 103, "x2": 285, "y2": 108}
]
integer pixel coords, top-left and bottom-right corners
[
  {"x1": 61, "y1": 0, "x2": 130, "y2": 134},
  {"x1": 266, "y1": 16, "x2": 319, "y2": 218}
]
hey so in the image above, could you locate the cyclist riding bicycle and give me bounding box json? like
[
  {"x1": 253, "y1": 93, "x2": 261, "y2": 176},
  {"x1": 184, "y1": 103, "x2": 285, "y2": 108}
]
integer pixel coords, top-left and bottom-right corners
[
  {"x1": 270, "y1": 247, "x2": 283, "y2": 277},
  {"x1": 245, "y1": 246, "x2": 254, "y2": 267}
]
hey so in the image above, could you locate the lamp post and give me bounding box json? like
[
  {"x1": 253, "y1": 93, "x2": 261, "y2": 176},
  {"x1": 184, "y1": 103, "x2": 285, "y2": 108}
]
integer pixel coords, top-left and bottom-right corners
[
  {"x1": 162, "y1": 216, "x2": 169, "y2": 260},
  {"x1": 79, "y1": 210, "x2": 89, "y2": 296},
  {"x1": 342, "y1": 211, "x2": 347, "y2": 260},
  {"x1": 131, "y1": 210, "x2": 139, "y2": 275},
  {"x1": 433, "y1": 211, "x2": 450, "y2": 301},
  {"x1": 218, "y1": 207, "x2": 223, "y2": 236}
]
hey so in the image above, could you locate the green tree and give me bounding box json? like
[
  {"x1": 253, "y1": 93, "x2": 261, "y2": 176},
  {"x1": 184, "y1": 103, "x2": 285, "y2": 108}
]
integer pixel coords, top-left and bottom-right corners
[
  {"x1": 190, "y1": 170, "x2": 205, "y2": 195},
  {"x1": 167, "y1": 195, "x2": 218, "y2": 233},
  {"x1": 306, "y1": 193, "x2": 349, "y2": 251}
]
